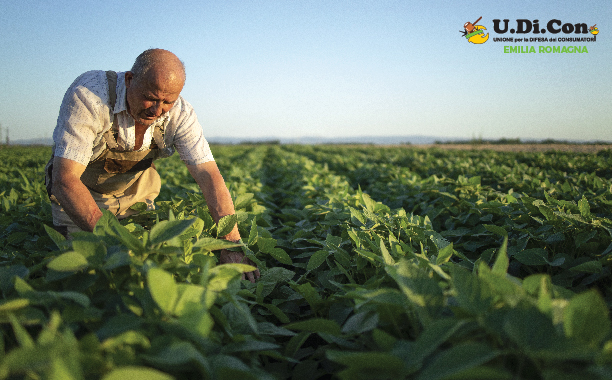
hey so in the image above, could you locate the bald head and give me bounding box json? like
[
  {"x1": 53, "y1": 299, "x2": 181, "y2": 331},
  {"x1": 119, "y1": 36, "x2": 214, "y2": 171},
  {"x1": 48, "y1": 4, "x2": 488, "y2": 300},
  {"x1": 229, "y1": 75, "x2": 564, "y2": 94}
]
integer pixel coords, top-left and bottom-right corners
[
  {"x1": 125, "y1": 49, "x2": 186, "y2": 126},
  {"x1": 131, "y1": 49, "x2": 186, "y2": 87}
]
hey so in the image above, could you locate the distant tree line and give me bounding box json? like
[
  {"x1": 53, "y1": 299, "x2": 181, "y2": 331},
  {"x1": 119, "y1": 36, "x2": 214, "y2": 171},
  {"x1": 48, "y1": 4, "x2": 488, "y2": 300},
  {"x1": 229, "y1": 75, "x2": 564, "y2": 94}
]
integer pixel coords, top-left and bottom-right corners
[
  {"x1": 434, "y1": 138, "x2": 610, "y2": 145},
  {"x1": 235, "y1": 139, "x2": 282, "y2": 145},
  {"x1": 0, "y1": 124, "x2": 8, "y2": 146}
]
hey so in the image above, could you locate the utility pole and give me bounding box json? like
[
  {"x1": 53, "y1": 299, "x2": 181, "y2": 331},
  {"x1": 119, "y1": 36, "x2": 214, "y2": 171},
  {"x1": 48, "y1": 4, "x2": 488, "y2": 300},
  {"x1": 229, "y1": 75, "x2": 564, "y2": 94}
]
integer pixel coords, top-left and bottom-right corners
[{"x1": 5, "y1": 126, "x2": 8, "y2": 145}]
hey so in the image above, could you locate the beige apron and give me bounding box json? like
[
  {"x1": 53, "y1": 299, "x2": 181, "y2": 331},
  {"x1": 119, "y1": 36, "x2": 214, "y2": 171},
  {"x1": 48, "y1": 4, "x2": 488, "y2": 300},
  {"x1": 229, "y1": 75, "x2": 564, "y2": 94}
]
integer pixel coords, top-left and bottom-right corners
[
  {"x1": 46, "y1": 71, "x2": 167, "y2": 236},
  {"x1": 80, "y1": 126, "x2": 163, "y2": 196}
]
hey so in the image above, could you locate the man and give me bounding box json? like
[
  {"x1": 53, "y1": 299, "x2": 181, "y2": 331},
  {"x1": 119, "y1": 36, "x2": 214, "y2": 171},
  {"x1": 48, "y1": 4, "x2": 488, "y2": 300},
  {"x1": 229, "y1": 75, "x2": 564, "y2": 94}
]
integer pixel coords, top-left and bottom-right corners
[{"x1": 45, "y1": 49, "x2": 259, "y2": 282}]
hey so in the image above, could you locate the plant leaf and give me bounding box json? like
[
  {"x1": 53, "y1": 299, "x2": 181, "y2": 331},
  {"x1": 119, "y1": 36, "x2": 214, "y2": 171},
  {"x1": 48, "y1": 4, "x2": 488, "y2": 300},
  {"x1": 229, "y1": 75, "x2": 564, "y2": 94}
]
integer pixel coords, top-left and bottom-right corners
[
  {"x1": 216, "y1": 214, "x2": 237, "y2": 238},
  {"x1": 380, "y1": 240, "x2": 395, "y2": 265},
  {"x1": 513, "y1": 248, "x2": 549, "y2": 266},
  {"x1": 193, "y1": 237, "x2": 244, "y2": 252},
  {"x1": 149, "y1": 218, "x2": 197, "y2": 246},
  {"x1": 564, "y1": 289, "x2": 610, "y2": 346},
  {"x1": 578, "y1": 196, "x2": 591, "y2": 218},
  {"x1": 102, "y1": 366, "x2": 175, "y2": 380},
  {"x1": 147, "y1": 267, "x2": 178, "y2": 314},
  {"x1": 47, "y1": 251, "x2": 89, "y2": 272},
  {"x1": 569, "y1": 260, "x2": 602, "y2": 273},
  {"x1": 268, "y1": 247, "x2": 292, "y2": 265},
  {"x1": 491, "y1": 237, "x2": 509, "y2": 276},
  {"x1": 285, "y1": 318, "x2": 342, "y2": 336},
  {"x1": 43, "y1": 224, "x2": 67, "y2": 249},
  {"x1": 416, "y1": 342, "x2": 498, "y2": 380},
  {"x1": 307, "y1": 250, "x2": 328, "y2": 271}
]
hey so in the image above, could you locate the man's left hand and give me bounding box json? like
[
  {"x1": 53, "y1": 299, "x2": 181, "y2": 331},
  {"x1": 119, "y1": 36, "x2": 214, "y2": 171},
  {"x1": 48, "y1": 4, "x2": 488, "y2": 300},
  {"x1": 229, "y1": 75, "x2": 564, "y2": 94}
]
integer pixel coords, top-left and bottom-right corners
[{"x1": 219, "y1": 249, "x2": 261, "y2": 283}]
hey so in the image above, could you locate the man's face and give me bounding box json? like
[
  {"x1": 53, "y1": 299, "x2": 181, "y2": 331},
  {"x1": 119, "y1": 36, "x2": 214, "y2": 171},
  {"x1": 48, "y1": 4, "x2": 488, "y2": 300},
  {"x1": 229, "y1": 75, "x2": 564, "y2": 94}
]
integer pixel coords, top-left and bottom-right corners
[{"x1": 125, "y1": 70, "x2": 184, "y2": 126}]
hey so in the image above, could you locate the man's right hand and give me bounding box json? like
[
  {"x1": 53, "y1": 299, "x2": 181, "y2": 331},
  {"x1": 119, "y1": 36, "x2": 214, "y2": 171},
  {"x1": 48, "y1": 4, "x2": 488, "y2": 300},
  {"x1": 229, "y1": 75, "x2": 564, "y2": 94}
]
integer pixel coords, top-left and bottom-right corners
[
  {"x1": 51, "y1": 157, "x2": 102, "y2": 232},
  {"x1": 219, "y1": 249, "x2": 261, "y2": 283}
]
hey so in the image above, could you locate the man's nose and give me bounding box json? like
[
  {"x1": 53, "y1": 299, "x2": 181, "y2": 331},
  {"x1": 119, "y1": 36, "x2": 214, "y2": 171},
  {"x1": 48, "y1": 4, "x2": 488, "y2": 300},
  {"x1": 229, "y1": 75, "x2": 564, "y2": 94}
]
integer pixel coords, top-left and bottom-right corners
[{"x1": 151, "y1": 102, "x2": 163, "y2": 117}]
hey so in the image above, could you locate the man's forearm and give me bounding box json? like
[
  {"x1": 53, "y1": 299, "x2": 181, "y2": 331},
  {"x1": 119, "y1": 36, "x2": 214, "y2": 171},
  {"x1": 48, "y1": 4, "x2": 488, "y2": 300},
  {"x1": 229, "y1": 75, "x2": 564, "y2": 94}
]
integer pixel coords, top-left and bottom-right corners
[
  {"x1": 52, "y1": 177, "x2": 102, "y2": 232},
  {"x1": 187, "y1": 162, "x2": 241, "y2": 241}
]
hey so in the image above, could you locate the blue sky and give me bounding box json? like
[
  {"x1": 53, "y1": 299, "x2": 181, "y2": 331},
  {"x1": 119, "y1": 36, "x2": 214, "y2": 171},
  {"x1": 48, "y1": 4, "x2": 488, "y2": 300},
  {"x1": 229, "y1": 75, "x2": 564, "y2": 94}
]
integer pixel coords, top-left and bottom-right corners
[{"x1": 0, "y1": 0, "x2": 610, "y2": 142}]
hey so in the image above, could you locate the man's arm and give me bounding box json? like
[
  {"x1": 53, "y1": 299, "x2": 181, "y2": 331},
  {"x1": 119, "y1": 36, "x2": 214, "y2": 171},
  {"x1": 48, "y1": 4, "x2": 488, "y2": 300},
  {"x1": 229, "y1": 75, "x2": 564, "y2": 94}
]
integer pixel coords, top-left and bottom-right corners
[
  {"x1": 51, "y1": 157, "x2": 103, "y2": 232},
  {"x1": 186, "y1": 161, "x2": 260, "y2": 282}
]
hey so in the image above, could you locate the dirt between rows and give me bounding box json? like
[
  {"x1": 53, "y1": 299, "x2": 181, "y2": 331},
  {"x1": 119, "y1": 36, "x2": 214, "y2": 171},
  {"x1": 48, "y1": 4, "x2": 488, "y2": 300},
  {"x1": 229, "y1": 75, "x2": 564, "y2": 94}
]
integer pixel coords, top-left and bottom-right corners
[{"x1": 413, "y1": 144, "x2": 612, "y2": 154}]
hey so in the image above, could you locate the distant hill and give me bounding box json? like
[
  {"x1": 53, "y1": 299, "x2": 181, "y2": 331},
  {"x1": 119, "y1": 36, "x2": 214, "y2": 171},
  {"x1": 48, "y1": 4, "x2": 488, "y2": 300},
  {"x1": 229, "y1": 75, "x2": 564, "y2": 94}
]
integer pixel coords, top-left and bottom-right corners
[
  {"x1": 11, "y1": 137, "x2": 54, "y2": 146},
  {"x1": 207, "y1": 135, "x2": 444, "y2": 145}
]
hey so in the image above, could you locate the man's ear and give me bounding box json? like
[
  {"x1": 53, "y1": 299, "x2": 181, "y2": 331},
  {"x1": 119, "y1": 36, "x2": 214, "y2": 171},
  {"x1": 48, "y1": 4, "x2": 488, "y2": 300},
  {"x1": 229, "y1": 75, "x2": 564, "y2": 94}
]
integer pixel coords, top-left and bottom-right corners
[{"x1": 125, "y1": 71, "x2": 134, "y2": 88}]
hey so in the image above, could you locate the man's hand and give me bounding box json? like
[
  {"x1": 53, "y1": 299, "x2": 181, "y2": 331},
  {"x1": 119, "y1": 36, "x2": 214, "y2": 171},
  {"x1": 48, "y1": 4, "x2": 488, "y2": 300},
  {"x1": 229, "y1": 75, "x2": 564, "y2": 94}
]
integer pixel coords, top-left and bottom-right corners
[{"x1": 219, "y1": 249, "x2": 261, "y2": 283}]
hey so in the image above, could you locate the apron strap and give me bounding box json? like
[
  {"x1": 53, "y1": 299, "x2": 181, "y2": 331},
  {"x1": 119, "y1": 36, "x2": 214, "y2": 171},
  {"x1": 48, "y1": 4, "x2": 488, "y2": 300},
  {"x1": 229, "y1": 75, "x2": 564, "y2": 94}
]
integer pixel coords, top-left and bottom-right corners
[
  {"x1": 103, "y1": 71, "x2": 119, "y2": 150},
  {"x1": 152, "y1": 123, "x2": 167, "y2": 149}
]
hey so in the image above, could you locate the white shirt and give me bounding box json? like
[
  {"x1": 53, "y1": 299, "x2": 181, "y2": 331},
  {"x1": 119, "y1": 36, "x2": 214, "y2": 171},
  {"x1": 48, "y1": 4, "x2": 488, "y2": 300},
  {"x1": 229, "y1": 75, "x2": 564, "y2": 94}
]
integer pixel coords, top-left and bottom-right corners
[{"x1": 53, "y1": 70, "x2": 214, "y2": 166}]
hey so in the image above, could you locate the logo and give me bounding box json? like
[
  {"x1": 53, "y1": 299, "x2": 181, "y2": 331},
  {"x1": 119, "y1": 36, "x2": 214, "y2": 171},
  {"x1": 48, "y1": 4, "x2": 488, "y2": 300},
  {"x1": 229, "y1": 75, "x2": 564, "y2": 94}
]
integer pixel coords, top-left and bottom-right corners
[
  {"x1": 492, "y1": 19, "x2": 599, "y2": 36},
  {"x1": 461, "y1": 16, "x2": 489, "y2": 44},
  {"x1": 460, "y1": 17, "x2": 599, "y2": 53}
]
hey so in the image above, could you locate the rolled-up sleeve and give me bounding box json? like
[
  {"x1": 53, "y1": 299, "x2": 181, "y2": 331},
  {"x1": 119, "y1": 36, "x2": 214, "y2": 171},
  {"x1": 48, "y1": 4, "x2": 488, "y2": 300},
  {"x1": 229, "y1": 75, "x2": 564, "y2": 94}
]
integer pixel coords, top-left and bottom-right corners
[
  {"x1": 53, "y1": 71, "x2": 109, "y2": 166},
  {"x1": 170, "y1": 97, "x2": 214, "y2": 166}
]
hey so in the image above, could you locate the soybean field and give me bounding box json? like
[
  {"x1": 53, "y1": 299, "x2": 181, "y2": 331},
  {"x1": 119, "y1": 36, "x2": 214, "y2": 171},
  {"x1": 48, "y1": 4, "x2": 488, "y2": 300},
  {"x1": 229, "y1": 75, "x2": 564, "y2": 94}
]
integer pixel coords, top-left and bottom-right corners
[{"x1": 1, "y1": 144, "x2": 612, "y2": 380}]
